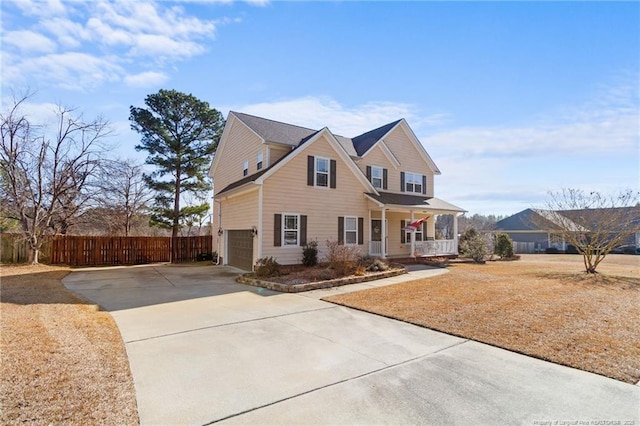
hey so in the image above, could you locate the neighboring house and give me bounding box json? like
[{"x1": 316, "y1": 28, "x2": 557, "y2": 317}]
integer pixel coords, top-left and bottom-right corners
[
  {"x1": 209, "y1": 112, "x2": 466, "y2": 270},
  {"x1": 493, "y1": 207, "x2": 640, "y2": 253}
]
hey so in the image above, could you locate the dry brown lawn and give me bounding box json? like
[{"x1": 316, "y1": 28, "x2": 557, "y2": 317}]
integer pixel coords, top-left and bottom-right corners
[
  {"x1": 0, "y1": 264, "x2": 138, "y2": 425},
  {"x1": 324, "y1": 254, "x2": 640, "y2": 384}
]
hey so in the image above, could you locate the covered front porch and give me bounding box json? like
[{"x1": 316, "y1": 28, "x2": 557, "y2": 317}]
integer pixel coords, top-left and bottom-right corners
[{"x1": 365, "y1": 192, "x2": 466, "y2": 259}]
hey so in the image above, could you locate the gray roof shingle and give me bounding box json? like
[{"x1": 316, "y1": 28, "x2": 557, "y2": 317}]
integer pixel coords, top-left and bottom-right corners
[
  {"x1": 351, "y1": 120, "x2": 402, "y2": 156},
  {"x1": 231, "y1": 111, "x2": 400, "y2": 158}
]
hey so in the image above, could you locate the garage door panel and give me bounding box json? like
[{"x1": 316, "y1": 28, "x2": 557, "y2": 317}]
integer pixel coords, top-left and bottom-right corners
[{"x1": 228, "y1": 230, "x2": 254, "y2": 271}]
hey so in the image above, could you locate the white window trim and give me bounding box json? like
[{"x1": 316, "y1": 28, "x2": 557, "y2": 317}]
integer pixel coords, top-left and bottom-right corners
[
  {"x1": 282, "y1": 213, "x2": 300, "y2": 247},
  {"x1": 243, "y1": 160, "x2": 249, "y2": 177},
  {"x1": 344, "y1": 215, "x2": 358, "y2": 246},
  {"x1": 404, "y1": 219, "x2": 424, "y2": 244},
  {"x1": 315, "y1": 156, "x2": 330, "y2": 188},
  {"x1": 371, "y1": 166, "x2": 383, "y2": 189},
  {"x1": 257, "y1": 152, "x2": 263, "y2": 170},
  {"x1": 405, "y1": 171, "x2": 423, "y2": 194}
]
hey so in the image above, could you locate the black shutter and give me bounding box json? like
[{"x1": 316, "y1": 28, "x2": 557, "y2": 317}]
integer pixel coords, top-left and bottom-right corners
[
  {"x1": 330, "y1": 159, "x2": 337, "y2": 188},
  {"x1": 366, "y1": 166, "x2": 372, "y2": 182},
  {"x1": 422, "y1": 175, "x2": 427, "y2": 195},
  {"x1": 401, "y1": 220, "x2": 406, "y2": 244},
  {"x1": 358, "y1": 217, "x2": 364, "y2": 245},
  {"x1": 338, "y1": 216, "x2": 344, "y2": 244},
  {"x1": 383, "y1": 168, "x2": 388, "y2": 190},
  {"x1": 300, "y1": 215, "x2": 307, "y2": 246},
  {"x1": 307, "y1": 156, "x2": 314, "y2": 186},
  {"x1": 400, "y1": 172, "x2": 405, "y2": 192},
  {"x1": 422, "y1": 221, "x2": 427, "y2": 241},
  {"x1": 274, "y1": 214, "x2": 282, "y2": 246}
]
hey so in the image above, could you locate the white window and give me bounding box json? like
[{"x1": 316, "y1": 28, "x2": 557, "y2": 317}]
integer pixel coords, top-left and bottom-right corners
[
  {"x1": 243, "y1": 160, "x2": 249, "y2": 177},
  {"x1": 345, "y1": 216, "x2": 358, "y2": 245},
  {"x1": 405, "y1": 220, "x2": 424, "y2": 243},
  {"x1": 283, "y1": 214, "x2": 299, "y2": 246},
  {"x1": 315, "y1": 157, "x2": 329, "y2": 187},
  {"x1": 257, "y1": 152, "x2": 263, "y2": 170},
  {"x1": 371, "y1": 166, "x2": 383, "y2": 189},
  {"x1": 405, "y1": 172, "x2": 423, "y2": 193}
]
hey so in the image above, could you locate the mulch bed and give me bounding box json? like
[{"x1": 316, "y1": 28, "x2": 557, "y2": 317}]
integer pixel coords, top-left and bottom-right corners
[{"x1": 324, "y1": 255, "x2": 640, "y2": 384}]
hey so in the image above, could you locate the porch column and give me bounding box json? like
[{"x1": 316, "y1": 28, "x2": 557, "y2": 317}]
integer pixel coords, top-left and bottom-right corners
[
  {"x1": 381, "y1": 208, "x2": 386, "y2": 259},
  {"x1": 453, "y1": 213, "x2": 459, "y2": 253},
  {"x1": 410, "y1": 210, "x2": 415, "y2": 258}
]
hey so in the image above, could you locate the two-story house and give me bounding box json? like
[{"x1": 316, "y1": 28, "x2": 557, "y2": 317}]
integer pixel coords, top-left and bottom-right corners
[{"x1": 209, "y1": 112, "x2": 465, "y2": 270}]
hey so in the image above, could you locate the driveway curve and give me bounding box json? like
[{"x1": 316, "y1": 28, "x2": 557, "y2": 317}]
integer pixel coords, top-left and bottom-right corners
[{"x1": 64, "y1": 264, "x2": 640, "y2": 425}]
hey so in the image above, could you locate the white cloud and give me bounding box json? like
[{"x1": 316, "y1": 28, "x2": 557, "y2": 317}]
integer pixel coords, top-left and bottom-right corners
[
  {"x1": 11, "y1": 0, "x2": 68, "y2": 18},
  {"x1": 16, "y1": 52, "x2": 123, "y2": 91},
  {"x1": 423, "y1": 81, "x2": 639, "y2": 160},
  {"x1": 235, "y1": 96, "x2": 445, "y2": 136},
  {"x1": 3, "y1": 30, "x2": 57, "y2": 53},
  {"x1": 2, "y1": 0, "x2": 226, "y2": 91},
  {"x1": 124, "y1": 71, "x2": 169, "y2": 88}
]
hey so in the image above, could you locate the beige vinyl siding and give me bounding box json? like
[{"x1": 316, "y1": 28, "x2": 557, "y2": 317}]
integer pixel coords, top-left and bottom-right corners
[
  {"x1": 381, "y1": 126, "x2": 435, "y2": 197},
  {"x1": 216, "y1": 190, "x2": 259, "y2": 266},
  {"x1": 213, "y1": 119, "x2": 265, "y2": 195},
  {"x1": 262, "y1": 134, "x2": 369, "y2": 264},
  {"x1": 268, "y1": 145, "x2": 292, "y2": 166},
  {"x1": 357, "y1": 144, "x2": 395, "y2": 189}
]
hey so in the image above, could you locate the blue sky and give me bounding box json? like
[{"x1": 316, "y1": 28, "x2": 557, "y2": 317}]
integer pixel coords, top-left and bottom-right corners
[{"x1": 2, "y1": 0, "x2": 638, "y2": 216}]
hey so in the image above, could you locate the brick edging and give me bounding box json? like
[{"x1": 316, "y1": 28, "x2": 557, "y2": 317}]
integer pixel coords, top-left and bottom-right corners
[{"x1": 236, "y1": 267, "x2": 408, "y2": 293}]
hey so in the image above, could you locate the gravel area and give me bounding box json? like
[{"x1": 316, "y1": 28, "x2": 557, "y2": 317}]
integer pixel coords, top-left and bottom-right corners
[
  {"x1": 0, "y1": 264, "x2": 138, "y2": 425},
  {"x1": 325, "y1": 254, "x2": 640, "y2": 384}
]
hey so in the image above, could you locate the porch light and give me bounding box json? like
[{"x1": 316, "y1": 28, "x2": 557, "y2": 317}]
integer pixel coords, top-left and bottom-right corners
[
  {"x1": 218, "y1": 228, "x2": 224, "y2": 236},
  {"x1": 251, "y1": 226, "x2": 258, "y2": 237}
]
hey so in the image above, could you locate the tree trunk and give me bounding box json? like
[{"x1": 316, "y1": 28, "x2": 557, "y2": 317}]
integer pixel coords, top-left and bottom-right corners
[{"x1": 29, "y1": 235, "x2": 40, "y2": 264}]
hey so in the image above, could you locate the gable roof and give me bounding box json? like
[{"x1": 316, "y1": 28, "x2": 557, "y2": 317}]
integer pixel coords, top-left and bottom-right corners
[
  {"x1": 215, "y1": 127, "x2": 377, "y2": 198},
  {"x1": 493, "y1": 207, "x2": 640, "y2": 233},
  {"x1": 351, "y1": 120, "x2": 402, "y2": 156},
  {"x1": 255, "y1": 127, "x2": 376, "y2": 193},
  {"x1": 232, "y1": 111, "x2": 316, "y2": 147}
]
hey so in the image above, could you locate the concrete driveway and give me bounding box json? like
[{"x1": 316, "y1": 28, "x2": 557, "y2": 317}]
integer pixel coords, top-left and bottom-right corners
[{"x1": 64, "y1": 264, "x2": 640, "y2": 425}]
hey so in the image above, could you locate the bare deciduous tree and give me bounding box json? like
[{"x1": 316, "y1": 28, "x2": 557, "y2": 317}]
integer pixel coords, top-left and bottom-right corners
[
  {"x1": 94, "y1": 159, "x2": 153, "y2": 236},
  {"x1": 536, "y1": 188, "x2": 640, "y2": 274},
  {"x1": 0, "y1": 93, "x2": 111, "y2": 263}
]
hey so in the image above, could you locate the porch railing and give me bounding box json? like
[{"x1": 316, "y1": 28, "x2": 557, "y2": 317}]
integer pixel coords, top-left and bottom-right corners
[
  {"x1": 369, "y1": 241, "x2": 383, "y2": 256},
  {"x1": 414, "y1": 239, "x2": 456, "y2": 256}
]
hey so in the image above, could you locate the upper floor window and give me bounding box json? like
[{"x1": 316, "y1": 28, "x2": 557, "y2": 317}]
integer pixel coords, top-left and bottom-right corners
[
  {"x1": 257, "y1": 152, "x2": 263, "y2": 170},
  {"x1": 404, "y1": 172, "x2": 423, "y2": 193},
  {"x1": 242, "y1": 160, "x2": 249, "y2": 177},
  {"x1": 371, "y1": 166, "x2": 383, "y2": 189},
  {"x1": 307, "y1": 155, "x2": 336, "y2": 188},
  {"x1": 315, "y1": 157, "x2": 329, "y2": 187}
]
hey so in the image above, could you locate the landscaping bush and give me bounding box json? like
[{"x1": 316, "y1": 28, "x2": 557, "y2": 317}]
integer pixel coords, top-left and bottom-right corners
[
  {"x1": 460, "y1": 233, "x2": 489, "y2": 263},
  {"x1": 459, "y1": 228, "x2": 479, "y2": 254},
  {"x1": 493, "y1": 233, "x2": 514, "y2": 259},
  {"x1": 255, "y1": 256, "x2": 281, "y2": 277},
  {"x1": 325, "y1": 240, "x2": 360, "y2": 277},
  {"x1": 301, "y1": 240, "x2": 318, "y2": 267}
]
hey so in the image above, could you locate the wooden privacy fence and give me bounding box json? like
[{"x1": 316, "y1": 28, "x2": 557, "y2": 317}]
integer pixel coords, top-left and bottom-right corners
[
  {"x1": 0, "y1": 233, "x2": 51, "y2": 263},
  {"x1": 51, "y1": 235, "x2": 212, "y2": 266}
]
